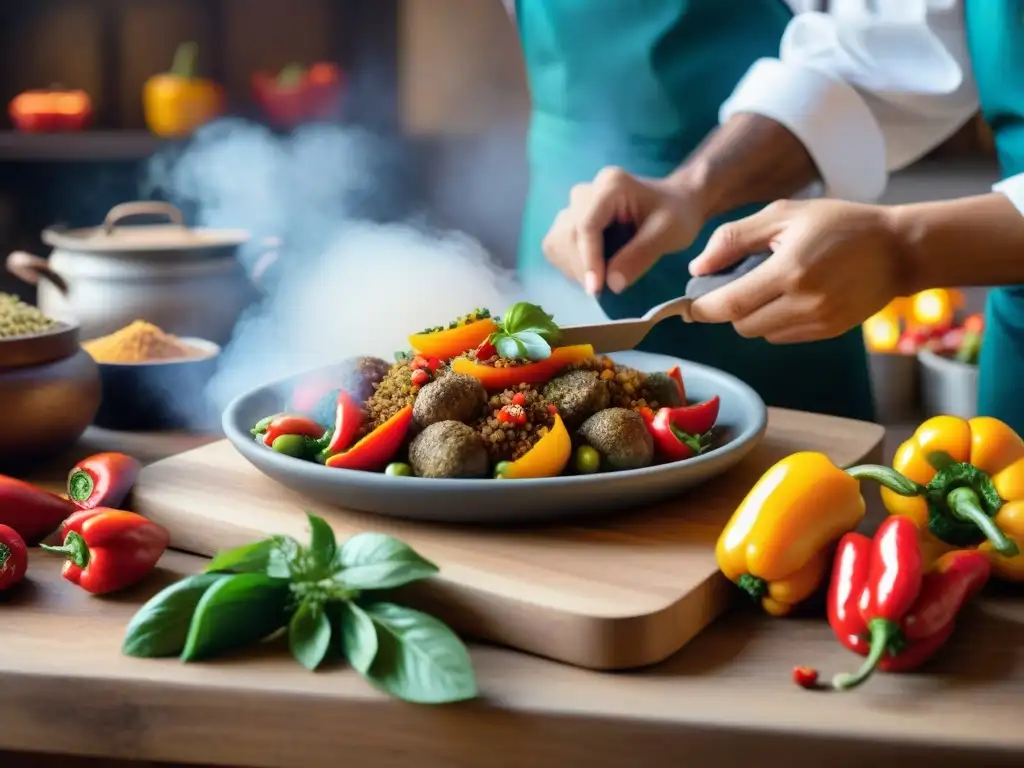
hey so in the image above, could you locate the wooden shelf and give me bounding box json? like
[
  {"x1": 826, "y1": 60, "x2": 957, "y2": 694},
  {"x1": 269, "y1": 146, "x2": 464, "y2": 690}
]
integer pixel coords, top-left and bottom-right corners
[{"x1": 0, "y1": 131, "x2": 164, "y2": 162}]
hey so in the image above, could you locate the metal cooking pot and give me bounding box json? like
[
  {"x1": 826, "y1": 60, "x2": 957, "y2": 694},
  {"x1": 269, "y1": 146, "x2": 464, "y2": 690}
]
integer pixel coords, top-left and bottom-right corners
[{"x1": 5, "y1": 201, "x2": 279, "y2": 345}]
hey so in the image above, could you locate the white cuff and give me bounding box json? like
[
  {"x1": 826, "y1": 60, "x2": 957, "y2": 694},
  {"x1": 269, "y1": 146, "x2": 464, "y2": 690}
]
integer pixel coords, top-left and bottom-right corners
[
  {"x1": 720, "y1": 58, "x2": 888, "y2": 203},
  {"x1": 993, "y1": 174, "x2": 1024, "y2": 217}
]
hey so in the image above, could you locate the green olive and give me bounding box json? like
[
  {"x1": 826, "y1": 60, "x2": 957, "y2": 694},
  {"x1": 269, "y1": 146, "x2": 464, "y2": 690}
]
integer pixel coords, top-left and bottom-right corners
[
  {"x1": 575, "y1": 445, "x2": 601, "y2": 475},
  {"x1": 271, "y1": 433, "x2": 308, "y2": 458},
  {"x1": 385, "y1": 462, "x2": 413, "y2": 477},
  {"x1": 494, "y1": 461, "x2": 513, "y2": 479}
]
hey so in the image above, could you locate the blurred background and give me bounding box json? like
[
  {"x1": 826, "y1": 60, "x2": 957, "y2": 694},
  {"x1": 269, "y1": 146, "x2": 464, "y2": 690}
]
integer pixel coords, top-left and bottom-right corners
[{"x1": 0, "y1": 0, "x2": 998, "y2": 435}]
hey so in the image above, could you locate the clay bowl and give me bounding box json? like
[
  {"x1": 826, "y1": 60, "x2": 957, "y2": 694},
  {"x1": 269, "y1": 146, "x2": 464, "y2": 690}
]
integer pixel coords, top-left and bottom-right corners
[
  {"x1": 0, "y1": 321, "x2": 101, "y2": 472},
  {"x1": 91, "y1": 338, "x2": 222, "y2": 432}
]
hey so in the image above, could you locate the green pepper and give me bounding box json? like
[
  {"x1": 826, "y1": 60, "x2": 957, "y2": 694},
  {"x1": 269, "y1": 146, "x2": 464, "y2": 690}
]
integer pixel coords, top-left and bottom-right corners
[{"x1": 574, "y1": 445, "x2": 600, "y2": 474}]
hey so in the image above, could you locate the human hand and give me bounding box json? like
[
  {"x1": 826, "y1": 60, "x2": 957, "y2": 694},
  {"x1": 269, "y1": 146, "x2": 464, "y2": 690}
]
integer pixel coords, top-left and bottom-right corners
[
  {"x1": 541, "y1": 167, "x2": 705, "y2": 295},
  {"x1": 687, "y1": 199, "x2": 912, "y2": 344}
]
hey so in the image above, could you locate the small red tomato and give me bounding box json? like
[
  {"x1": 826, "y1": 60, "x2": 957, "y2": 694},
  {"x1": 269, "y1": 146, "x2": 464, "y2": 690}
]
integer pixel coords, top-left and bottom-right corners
[
  {"x1": 512, "y1": 392, "x2": 526, "y2": 406},
  {"x1": 0, "y1": 524, "x2": 28, "y2": 592},
  {"x1": 426, "y1": 356, "x2": 442, "y2": 371},
  {"x1": 411, "y1": 356, "x2": 428, "y2": 370},
  {"x1": 792, "y1": 666, "x2": 820, "y2": 690},
  {"x1": 410, "y1": 368, "x2": 430, "y2": 386},
  {"x1": 546, "y1": 403, "x2": 558, "y2": 414}
]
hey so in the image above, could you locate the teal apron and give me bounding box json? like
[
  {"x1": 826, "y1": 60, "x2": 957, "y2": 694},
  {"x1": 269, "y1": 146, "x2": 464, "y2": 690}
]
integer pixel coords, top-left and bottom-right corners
[
  {"x1": 968, "y1": 1, "x2": 1024, "y2": 433},
  {"x1": 515, "y1": 0, "x2": 876, "y2": 420}
]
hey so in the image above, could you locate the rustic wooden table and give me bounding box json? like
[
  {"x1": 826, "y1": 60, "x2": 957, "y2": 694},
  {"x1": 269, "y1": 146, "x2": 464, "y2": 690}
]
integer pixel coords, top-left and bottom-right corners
[{"x1": 2, "y1": 428, "x2": 1023, "y2": 768}]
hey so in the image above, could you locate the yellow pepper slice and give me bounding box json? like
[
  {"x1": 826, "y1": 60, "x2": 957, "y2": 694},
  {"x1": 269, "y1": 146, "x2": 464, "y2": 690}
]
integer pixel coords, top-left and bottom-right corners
[
  {"x1": 716, "y1": 452, "x2": 867, "y2": 616},
  {"x1": 880, "y1": 415, "x2": 1023, "y2": 578},
  {"x1": 497, "y1": 414, "x2": 571, "y2": 479}
]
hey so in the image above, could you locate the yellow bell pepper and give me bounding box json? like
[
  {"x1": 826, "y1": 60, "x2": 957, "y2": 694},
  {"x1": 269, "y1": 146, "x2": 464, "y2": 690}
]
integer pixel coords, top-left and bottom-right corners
[
  {"x1": 715, "y1": 452, "x2": 870, "y2": 616},
  {"x1": 496, "y1": 414, "x2": 571, "y2": 479},
  {"x1": 143, "y1": 42, "x2": 224, "y2": 138},
  {"x1": 880, "y1": 415, "x2": 1023, "y2": 579}
]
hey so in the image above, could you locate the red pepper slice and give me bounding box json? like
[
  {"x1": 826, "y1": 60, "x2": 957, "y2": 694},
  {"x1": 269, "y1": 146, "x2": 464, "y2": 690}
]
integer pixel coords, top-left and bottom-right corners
[
  {"x1": 666, "y1": 365, "x2": 686, "y2": 402},
  {"x1": 0, "y1": 524, "x2": 28, "y2": 592},
  {"x1": 647, "y1": 407, "x2": 706, "y2": 461},
  {"x1": 326, "y1": 391, "x2": 364, "y2": 454},
  {"x1": 0, "y1": 475, "x2": 78, "y2": 545},
  {"x1": 40, "y1": 508, "x2": 170, "y2": 595},
  {"x1": 260, "y1": 414, "x2": 327, "y2": 447},
  {"x1": 820, "y1": 517, "x2": 990, "y2": 691},
  {"x1": 325, "y1": 405, "x2": 413, "y2": 471},
  {"x1": 67, "y1": 452, "x2": 142, "y2": 510},
  {"x1": 664, "y1": 396, "x2": 720, "y2": 436}
]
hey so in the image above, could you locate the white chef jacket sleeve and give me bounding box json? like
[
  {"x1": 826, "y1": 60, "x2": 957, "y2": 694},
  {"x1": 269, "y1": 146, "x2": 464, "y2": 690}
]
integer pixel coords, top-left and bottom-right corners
[{"x1": 719, "y1": 1, "x2": 980, "y2": 202}]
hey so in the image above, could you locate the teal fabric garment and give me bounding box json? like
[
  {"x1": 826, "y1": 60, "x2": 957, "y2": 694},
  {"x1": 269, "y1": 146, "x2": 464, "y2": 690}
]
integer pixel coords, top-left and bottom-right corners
[
  {"x1": 514, "y1": 0, "x2": 876, "y2": 420},
  {"x1": 967, "y1": 0, "x2": 1024, "y2": 433}
]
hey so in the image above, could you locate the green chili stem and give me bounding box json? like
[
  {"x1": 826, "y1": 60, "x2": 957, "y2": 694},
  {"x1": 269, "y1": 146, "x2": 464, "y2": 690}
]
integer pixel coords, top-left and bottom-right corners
[
  {"x1": 832, "y1": 618, "x2": 898, "y2": 691},
  {"x1": 846, "y1": 464, "x2": 927, "y2": 496},
  {"x1": 946, "y1": 487, "x2": 1020, "y2": 557},
  {"x1": 736, "y1": 573, "x2": 767, "y2": 602}
]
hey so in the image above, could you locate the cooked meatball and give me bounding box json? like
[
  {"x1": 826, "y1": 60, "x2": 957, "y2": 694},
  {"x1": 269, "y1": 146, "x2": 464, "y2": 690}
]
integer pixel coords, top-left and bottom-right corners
[
  {"x1": 413, "y1": 372, "x2": 488, "y2": 428},
  {"x1": 643, "y1": 371, "x2": 684, "y2": 408},
  {"x1": 577, "y1": 408, "x2": 654, "y2": 471},
  {"x1": 543, "y1": 370, "x2": 610, "y2": 428},
  {"x1": 409, "y1": 421, "x2": 489, "y2": 478}
]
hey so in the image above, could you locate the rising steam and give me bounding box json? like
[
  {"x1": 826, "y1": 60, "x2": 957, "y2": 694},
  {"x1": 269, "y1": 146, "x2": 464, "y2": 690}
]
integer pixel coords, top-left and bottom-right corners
[{"x1": 145, "y1": 118, "x2": 603, "y2": 417}]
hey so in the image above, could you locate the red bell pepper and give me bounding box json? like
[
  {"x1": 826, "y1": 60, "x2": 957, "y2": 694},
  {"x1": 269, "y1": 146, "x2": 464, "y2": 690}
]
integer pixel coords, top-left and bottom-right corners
[
  {"x1": 640, "y1": 398, "x2": 718, "y2": 462},
  {"x1": 805, "y1": 516, "x2": 990, "y2": 691},
  {"x1": 256, "y1": 414, "x2": 327, "y2": 447},
  {"x1": 251, "y1": 62, "x2": 345, "y2": 128},
  {"x1": 666, "y1": 365, "x2": 686, "y2": 402},
  {"x1": 0, "y1": 524, "x2": 28, "y2": 592},
  {"x1": 40, "y1": 509, "x2": 170, "y2": 595},
  {"x1": 326, "y1": 391, "x2": 364, "y2": 454},
  {"x1": 67, "y1": 452, "x2": 142, "y2": 510},
  {"x1": 325, "y1": 405, "x2": 412, "y2": 471},
  {"x1": 0, "y1": 475, "x2": 78, "y2": 545},
  {"x1": 665, "y1": 396, "x2": 720, "y2": 435},
  {"x1": 9, "y1": 88, "x2": 93, "y2": 132}
]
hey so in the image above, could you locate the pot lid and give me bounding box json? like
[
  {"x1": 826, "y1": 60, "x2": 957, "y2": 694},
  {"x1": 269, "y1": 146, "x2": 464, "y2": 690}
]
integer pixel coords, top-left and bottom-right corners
[{"x1": 41, "y1": 202, "x2": 251, "y2": 253}]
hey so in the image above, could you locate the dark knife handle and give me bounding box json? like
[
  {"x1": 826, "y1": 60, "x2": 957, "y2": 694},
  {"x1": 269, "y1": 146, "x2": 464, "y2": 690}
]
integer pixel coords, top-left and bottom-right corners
[{"x1": 685, "y1": 251, "x2": 771, "y2": 301}]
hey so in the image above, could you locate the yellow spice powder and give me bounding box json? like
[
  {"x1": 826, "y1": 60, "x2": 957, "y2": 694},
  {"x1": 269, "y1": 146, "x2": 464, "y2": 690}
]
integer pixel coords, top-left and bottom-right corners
[{"x1": 83, "y1": 320, "x2": 201, "y2": 364}]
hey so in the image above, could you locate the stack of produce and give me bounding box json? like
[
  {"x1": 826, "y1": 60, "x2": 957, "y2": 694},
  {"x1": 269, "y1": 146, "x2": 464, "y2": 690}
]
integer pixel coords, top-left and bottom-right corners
[
  {"x1": 249, "y1": 301, "x2": 722, "y2": 479},
  {"x1": 716, "y1": 414, "x2": 1023, "y2": 691}
]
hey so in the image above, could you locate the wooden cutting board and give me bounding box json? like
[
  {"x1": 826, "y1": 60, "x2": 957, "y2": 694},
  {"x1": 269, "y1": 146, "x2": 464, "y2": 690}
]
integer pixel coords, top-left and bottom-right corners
[{"x1": 132, "y1": 407, "x2": 884, "y2": 671}]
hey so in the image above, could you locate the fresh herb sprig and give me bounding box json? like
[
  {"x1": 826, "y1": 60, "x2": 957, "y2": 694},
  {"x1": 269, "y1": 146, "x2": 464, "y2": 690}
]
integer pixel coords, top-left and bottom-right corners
[
  {"x1": 122, "y1": 513, "x2": 477, "y2": 705},
  {"x1": 490, "y1": 302, "x2": 562, "y2": 362}
]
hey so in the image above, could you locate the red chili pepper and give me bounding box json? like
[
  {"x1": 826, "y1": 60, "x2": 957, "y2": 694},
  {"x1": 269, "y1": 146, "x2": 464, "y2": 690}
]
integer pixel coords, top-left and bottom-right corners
[
  {"x1": 666, "y1": 365, "x2": 686, "y2": 402},
  {"x1": 0, "y1": 475, "x2": 78, "y2": 545},
  {"x1": 325, "y1": 405, "x2": 413, "y2": 471},
  {"x1": 648, "y1": 408, "x2": 705, "y2": 461},
  {"x1": 260, "y1": 414, "x2": 327, "y2": 447},
  {"x1": 325, "y1": 391, "x2": 364, "y2": 454},
  {"x1": 0, "y1": 524, "x2": 28, "y2": 592},
  {"x1": 66, "y1": 452, "x2": 142, "y2": 510},
  {"x1": 818, "y1": 517, "x2": 990, "y2": 691},
  {"x1": 410, "y1": 368, "x2": 430, "y2": 387},
  {"x1": 792, "y1": 666, "x2": 819, "y2": 690},
  {"x1": 40, "y1": 509, "x2": 170, "y2": 595}
]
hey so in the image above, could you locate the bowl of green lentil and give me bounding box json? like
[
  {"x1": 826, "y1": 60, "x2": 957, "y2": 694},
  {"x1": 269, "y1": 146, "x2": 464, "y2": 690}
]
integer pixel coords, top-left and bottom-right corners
[
  {"x1": 0, "y1": 293, "x2": 101, "y2": 470},
  {"x1": 223, "y1": 349, "x2": 767, "y2": 524}
]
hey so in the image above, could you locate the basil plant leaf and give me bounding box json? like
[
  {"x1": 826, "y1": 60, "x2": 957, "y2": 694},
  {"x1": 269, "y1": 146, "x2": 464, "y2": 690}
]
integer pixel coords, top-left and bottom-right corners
[
  {"x1": 289, "y1": 600, "x2": 333, "y2": 671},
  {"x1": 306, "y1": 513, "x2": 337, "y2": 574},
  {"x1": 122, "y1": 573, "x2": 228, "y2": 658},
  {"x1": 204, "y1": 539, "x2": 277, "y2": 575},
  {"x1": 266, "y1": 535, "x2": 304, "y2": 579},
  {"x1": 181, "y1": 573, "x2": 292, "y2": 662},
  {"x1": 494, "y1": 335, "x2": 526, "y2": 361},
  {"x1": 334, "y1": 533, "x2": 439, "y2": 591},
  {"x1": 362, "y1": 602, "x2": 477, "y2": 704},
  {"x1": 337, "y1": 600, "x2": 379, "y2": 674},
  {"x1": 511, "y1": 330, "x2": 551, "y2": 361}
]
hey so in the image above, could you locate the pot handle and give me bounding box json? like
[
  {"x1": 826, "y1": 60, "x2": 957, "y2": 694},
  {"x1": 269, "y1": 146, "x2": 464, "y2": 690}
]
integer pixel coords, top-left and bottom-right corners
[
  {"x1": 103, "y1": 201, "x2": 185, "y2": 234},
  {"x1": 6, "y1": 251, "x2": 70, "y2": 295}
]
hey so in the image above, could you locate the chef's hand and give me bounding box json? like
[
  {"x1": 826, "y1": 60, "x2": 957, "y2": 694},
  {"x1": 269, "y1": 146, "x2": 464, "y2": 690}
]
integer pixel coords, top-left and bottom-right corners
[
  {"x1": 542, "y1": 167, "x2": 704, "y2": 295},
  {"x1": 687, "y1": 199, "x2": 910, "y2": 344}
]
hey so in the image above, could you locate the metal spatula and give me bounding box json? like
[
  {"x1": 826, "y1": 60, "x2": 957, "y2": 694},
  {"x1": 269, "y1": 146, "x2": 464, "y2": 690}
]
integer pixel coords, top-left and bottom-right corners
[{"x1": 556, "y1": 222, "x2": 770, "y2": 354}]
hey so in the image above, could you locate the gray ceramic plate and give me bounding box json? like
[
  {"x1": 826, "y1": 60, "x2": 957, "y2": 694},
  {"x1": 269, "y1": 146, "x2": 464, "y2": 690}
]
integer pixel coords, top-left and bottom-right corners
[{"x1": 222, "y1": 351, "x2": 767, "y2": 524}]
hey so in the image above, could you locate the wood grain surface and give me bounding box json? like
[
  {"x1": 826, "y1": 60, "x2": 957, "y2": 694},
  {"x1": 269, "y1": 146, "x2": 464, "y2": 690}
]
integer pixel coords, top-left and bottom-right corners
[
  {"x1": 130, "y1": 408, "x2": 885, "y2": 670},
  {"x1": 2, "y1": 549, "x2": 1022, "y2": 768}
]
